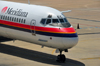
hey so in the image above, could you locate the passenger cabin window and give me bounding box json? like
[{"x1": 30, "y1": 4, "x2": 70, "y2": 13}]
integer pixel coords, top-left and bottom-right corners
[
  {"x1": 12, "y1": 17, "x2": 14, "y2": 21},
  {"x1": 5, "y1": 16, "x2": 7, "y2": 20},
  {"x1": 21, "y1": 19, "x2": 23, "y2": 23},
  {"x1": 0, "y1": 15, "x2": 26, "y2": 24},
  {"x1": 0, "y1": 15, "x2": 1, "y2": 19},
  {"x1": 19, "y1": 19, "x2": 21, "y2": 23},
  {"x1": 14, "y1": 18, "x2": 16, "y2": 22},
  {"x1": 7, "y1": 16, "x2": 9, "y2": 21},
  {"x1": 10, "y1": 17, "x2": 12, "y2": 21},
  {"x1": 3, "y1": 16, "x2": 5, "y2": 20},
  {"x1": 16, "y1": 18, "x2": 19, "y2": 22},
  {"x1": 24, "y1": 19, "x2": 26, "y2": 23},
  {"x1": 0, "y1": 15, "x2": 2, "y2": 19}
]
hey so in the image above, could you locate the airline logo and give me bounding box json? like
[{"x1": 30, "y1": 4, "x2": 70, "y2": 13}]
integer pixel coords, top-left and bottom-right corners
[
  {"x1": 1, "y1": 7, "x2": 28, "y2": 17},
  {"x1": 1, "y1": 7, "x2": 8, "y2": 13}
]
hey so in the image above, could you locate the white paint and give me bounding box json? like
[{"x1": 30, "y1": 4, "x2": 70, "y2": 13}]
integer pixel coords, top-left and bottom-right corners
[{"x1": 0, "y1": 1, "x2": 78, "y2": 50}]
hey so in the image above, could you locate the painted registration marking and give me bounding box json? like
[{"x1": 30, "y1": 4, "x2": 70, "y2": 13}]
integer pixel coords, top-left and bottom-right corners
[{"x1": 38, "y1": 39, "x2": 48, "y2": 42}]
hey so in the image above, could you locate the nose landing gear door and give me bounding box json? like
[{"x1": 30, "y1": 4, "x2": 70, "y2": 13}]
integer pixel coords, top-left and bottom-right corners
[{"x1": 30, "y1": 19, "x2": 36, "y2": 36}]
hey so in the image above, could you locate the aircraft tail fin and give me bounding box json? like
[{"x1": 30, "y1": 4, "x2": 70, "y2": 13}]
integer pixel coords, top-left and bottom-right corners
[{"x1": 61, "y1": 10, "x2": 71, "y2": 13}]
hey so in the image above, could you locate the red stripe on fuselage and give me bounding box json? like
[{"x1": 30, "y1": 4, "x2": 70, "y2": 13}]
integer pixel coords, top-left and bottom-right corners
[
  {"x1": 0, "y1": 20, "x2": 76, "y2": 33},
  {"x1": 0, "y1": 20, "x2": 30, "y2": 29},
  {"x1": 35, "y1": 27, "x2": 76, "y2": 33}
]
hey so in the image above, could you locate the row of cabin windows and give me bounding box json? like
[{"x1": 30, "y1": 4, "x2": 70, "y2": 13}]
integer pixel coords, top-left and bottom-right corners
[{"x1": 0, "y1": 15, "x2": 26, "y2": 24}]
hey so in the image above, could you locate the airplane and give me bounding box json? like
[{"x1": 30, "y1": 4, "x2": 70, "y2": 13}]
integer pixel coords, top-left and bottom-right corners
[{"x1": 0, "y1": 1, "x2": 78, "y2": 63}]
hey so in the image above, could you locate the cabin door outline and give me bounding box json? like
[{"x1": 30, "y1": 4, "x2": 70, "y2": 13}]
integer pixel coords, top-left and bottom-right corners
[{"x1": 30, "y1": 19, "x2": 36, "y2": 35}]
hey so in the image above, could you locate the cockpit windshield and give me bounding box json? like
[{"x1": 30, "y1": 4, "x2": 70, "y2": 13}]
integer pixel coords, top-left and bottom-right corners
[
  {"x1": 46, "y1": 19, "x2": 51, "y2": 24},
  {"x1": 40, "y1": 18, "x2": 71, "y2": 27},
  {"x1": 52, "y1": 19, "x2": 59, "y2": 23},
  {"x1": 59, "y1": 19, "x2": 64, "y2": 23}
]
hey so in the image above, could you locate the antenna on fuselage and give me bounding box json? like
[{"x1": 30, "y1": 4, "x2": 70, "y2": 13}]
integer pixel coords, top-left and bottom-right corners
[{"x1": 28, "y1": 0, "x2": 30, "y2": 5}]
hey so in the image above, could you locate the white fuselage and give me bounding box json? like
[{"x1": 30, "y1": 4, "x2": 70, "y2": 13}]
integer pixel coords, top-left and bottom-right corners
[{"x1": 0, "y1": 1, "x2": 78, "y2": 50}]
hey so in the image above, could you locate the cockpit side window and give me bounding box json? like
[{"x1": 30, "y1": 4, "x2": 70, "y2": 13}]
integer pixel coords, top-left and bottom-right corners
[
  {"x1": 46, "y1": 19, "x2": 51, "y2": 24},
  {"x1": 40, "y1": 19, "x2": 46, "y2": 25},
  {"x1": 52, "y1": 19, "x2": 59, "y2": 23},
  {"x1": 64, "y1": 18, "x2": 68, "y2": 22}
]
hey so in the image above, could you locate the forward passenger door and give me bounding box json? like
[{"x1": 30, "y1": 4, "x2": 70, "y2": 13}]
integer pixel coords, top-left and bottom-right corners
[{"x1": 30, "y1": 19, "x2": 36, "y2": 36}]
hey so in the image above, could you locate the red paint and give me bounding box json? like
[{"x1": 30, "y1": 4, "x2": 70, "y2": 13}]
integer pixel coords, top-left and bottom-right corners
[
  {"x1": 1, "y1": 7, "x2": 8, "y2": 13},
  {"x1": 0, "y1": 20, "x2": 76, "y2": 33}
]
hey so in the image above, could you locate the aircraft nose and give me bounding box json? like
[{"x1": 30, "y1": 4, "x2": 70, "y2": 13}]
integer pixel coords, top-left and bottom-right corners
[{"x1": 62, "y1": 37, "x2": 78, "y2": 49}]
